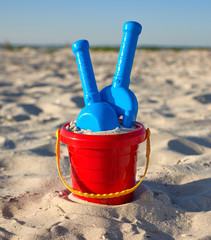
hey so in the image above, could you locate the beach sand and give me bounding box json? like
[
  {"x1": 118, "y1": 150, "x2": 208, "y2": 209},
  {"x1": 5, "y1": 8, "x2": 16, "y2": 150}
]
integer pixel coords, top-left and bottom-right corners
[{"x1": 0, "y1": 47, "x2": 211, "y2": 239}]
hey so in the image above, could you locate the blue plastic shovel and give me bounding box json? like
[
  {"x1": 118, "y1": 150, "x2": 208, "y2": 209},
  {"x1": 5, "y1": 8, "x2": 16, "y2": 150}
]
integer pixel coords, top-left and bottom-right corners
[
  {"x1": 72, "y1": 40, "x2": 120, "y2": 132},
  {"x1": 100, "y1": 21, "x2": 142, "y2": 128}
]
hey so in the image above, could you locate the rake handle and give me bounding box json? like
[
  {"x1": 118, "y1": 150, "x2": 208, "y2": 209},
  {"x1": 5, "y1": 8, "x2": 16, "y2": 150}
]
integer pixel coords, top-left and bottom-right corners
[
  {"x1": 113, "y1": 21, "x2": 142, "y2": 89},
  {"x1": 72, "y1": 40, "x2": 101, "y2": 105}
]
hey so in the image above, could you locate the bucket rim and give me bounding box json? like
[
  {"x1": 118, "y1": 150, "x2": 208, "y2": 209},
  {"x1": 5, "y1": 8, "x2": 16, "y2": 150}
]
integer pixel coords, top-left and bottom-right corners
[{"x1": 59, "y1": 121, "x2": 147, "y2": 148}]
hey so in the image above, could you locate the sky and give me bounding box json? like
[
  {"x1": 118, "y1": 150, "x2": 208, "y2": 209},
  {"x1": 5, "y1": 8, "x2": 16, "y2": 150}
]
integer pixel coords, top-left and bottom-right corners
[{"x1": 0, "y1": 0, "x2": 211, "y2": 47}]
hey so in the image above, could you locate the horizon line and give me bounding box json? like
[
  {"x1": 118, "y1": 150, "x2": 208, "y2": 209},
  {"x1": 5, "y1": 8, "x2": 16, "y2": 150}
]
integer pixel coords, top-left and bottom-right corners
[{"x1": 1, "y1": 42, "x2": 211, "y2": 50}]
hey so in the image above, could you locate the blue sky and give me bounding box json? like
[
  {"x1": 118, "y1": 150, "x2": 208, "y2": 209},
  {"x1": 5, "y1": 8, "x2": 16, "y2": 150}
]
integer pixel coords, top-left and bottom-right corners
[{"x1": 0, "y1": 0, "x2": 211, "y2": 47}]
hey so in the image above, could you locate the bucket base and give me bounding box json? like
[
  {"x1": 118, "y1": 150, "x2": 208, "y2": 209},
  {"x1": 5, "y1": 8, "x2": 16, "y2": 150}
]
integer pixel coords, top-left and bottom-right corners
[{"x1": 72, "y1": 192, "x2": 134, "y2": 205}]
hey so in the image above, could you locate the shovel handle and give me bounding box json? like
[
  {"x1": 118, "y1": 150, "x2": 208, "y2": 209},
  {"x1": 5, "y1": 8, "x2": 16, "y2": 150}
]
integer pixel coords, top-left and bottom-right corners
[
  {"x1": 113, "y1": 21, "x2": 142, "y2": 89},
  {"x1": 72, "y1": 40, "x2": 101, "y2": 105}
]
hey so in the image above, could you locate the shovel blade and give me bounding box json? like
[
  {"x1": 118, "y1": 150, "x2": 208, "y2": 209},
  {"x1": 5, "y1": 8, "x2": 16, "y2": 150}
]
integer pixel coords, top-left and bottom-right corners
[
  {"x1": 100, "y1": 85, "x2": 138, "y2": 128},
  {"x1": 76, "y1": 102, "x2": 120, "y2": 132}
]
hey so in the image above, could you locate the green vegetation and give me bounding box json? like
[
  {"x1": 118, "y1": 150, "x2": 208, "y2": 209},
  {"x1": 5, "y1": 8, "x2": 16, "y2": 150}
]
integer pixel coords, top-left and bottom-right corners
[
  {"x1": 0, "y1": 42, "x2": 210, "y2": 52},
  {"x1": 90, "y1": 45, "x2": 211, "y2": 52},
  {"x1": 45, "y1": 48, "x2": 59, "y2": 54},
  {"x1": 138, "y1": 46, "x2": 211, "y2": 52},
  {"x1": 0, "y1": 42, "x2": 41, "y2": 51},
  {"x1": 90, "y1": 46, "x2": 120, "y2": 52},
  {"x1": 3, "y1": 41, "x2": 15, "y2": 51}
]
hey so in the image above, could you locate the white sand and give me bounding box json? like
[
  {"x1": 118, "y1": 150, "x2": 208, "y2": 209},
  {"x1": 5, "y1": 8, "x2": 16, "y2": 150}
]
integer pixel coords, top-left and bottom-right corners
[
  {"x1": 66, "y1": 120, "x2": 137, "y2": 135},
  {"x1": 0, "y1": 47, "x2": 211, "y2": 239}
]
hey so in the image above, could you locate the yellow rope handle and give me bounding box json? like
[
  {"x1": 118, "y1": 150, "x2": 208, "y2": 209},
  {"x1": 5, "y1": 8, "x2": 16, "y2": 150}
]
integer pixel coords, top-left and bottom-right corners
[{"x1": 56, "y1": 128, "x2": 150, "y2": 199}]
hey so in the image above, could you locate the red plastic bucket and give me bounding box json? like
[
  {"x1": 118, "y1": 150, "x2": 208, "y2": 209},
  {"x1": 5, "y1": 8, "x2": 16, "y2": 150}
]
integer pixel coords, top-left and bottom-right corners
[{"x1": 58, "y1": 122, "x2": 148, "y2": 205}]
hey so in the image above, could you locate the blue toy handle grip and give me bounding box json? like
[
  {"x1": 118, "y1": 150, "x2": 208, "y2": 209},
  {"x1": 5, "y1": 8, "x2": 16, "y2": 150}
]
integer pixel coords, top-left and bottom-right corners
[
  {"x1": 113, "y1": 21, "x2": 142, "y2": 89},
  {"x1": 72, "y1": 39, "x2": 101, "y2": 105}
]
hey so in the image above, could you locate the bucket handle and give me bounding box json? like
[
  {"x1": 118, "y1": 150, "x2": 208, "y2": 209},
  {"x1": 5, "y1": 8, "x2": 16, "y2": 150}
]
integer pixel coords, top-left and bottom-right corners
[{"x1": 56, "y1": 128, "x2": 150, "y2": 199}]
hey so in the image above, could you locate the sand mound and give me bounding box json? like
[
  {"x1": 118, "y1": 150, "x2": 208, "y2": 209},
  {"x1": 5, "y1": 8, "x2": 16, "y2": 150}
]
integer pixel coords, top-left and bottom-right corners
[{"x1": 0, "y1": 48, "x2": 211, "y2": 239}]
